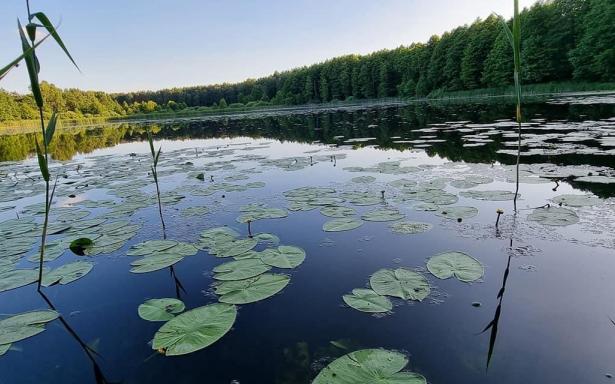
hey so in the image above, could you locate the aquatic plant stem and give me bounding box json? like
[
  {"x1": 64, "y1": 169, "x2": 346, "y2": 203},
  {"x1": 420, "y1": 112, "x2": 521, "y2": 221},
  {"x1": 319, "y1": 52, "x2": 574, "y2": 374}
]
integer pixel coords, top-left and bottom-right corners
[{"x1": 36, "y1": 107, "x2": 49, "y2": 291}]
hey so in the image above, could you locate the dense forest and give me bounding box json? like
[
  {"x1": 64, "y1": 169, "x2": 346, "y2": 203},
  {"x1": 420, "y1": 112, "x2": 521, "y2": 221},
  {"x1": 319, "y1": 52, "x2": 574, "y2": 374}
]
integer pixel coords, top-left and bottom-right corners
[{"x1": 0, "y1": 0, "x2": 613, "y2": 123}]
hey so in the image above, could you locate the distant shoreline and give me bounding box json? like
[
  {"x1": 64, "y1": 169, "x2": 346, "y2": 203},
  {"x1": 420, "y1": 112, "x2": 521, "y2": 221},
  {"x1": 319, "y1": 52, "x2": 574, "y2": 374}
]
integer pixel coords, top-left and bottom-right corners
[{"x1": 2, "y1": 83, "x2": 614, "y2": 134}]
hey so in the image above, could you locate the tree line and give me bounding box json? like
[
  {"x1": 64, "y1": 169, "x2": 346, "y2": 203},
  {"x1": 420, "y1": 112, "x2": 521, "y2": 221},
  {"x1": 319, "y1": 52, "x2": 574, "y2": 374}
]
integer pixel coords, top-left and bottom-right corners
[{"x1": 1, "y1": 0, "x2": 613, "y2": 123}]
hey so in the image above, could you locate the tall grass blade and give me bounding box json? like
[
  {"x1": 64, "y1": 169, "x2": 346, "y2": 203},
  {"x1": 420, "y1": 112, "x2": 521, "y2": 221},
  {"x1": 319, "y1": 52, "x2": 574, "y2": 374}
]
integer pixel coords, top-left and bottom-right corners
[
  {"x1": 44, "y1": 112, "x2": 58, "y2": 146},
  {"x1": 17, "y1": 18, "x2": 43, "y2": 108},
  {"x1": 30, "y1": 12, "x2": 80, "y2": 71},
  {"x1": 0, "y1": 33, "x2": 50, "y2": 80},
  {"x1": 34, "y1": 139, "x2": 49, "y2": 182}
]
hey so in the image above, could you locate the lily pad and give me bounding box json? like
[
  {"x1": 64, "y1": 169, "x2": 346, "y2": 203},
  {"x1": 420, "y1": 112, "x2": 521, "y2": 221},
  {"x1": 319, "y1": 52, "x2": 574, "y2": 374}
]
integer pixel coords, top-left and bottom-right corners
[
  {"x1": 426, "y1": 252, "x2": 484, "y2": 282},
  {"x1": 260, "y1": 246, "x2": 306, "y2": 269},
  {"x1": 527, "y1": 206, "x2": 579, "y2": 226},
  {"x1": 0, "y1": 310, "x2": 59, "y2": 346},
  {"x1": 213, "y1": 258, "x2": 271, "y2": 281},
  {"x1": 127, "y1": 240, "x2": 178, "y2": 256},
  {"x1": 323, "y1": 218, "x2": 364, "y2": 232},
  {"x1": 312, "y1": 349, "x2": 426, "y2": 384},
  {"x1": 0, "y1": 269, "x2": 40, "y2": 293},
  {"x1": 42, "y1": 261, "x2": 94, "y2": 287},
  {"x1": 69, "y1": 238, "x2": 94, "y2": 256},
  {"x1": 551, "y1": 194, "x2": 601, "y2": 207},
  {"x1": 460, "y1": 190, "x2": 517, "y2": 201},
  {"x1": 320, "y1": 206, "x2": 357, "y2": 218},
  {"x1": 209, "y1": 238, "x2": 258, "y2": 258},
  {"x1": 138, "y1": 298, "x2": 186, "y2": 322},
  {"x1": 435, "y1": 206, "x2": 478, "y2": 220},
  {"x1": 342, "y1": 289, "x2": 393, "y2": 313},
  {"x1": 370, "y1": 268, "x2": 430, "y2": 301},
  {"x1": 389, "y1": 221, "x2": 433, "y2": 234},
  {"x1": 351, "y1": 176, "x2": 376, "y2": 183},
  {"x1": 214, "y1": 273, "x2": 290, "y2": 304},
  {"x1": 152, "y1": 303, "x2": 237, "y2": 356},
  {"x1": 130, "y1": 253, "x2": 184, "y2": 274},
  {"x1": 362, "y1": 209, "x2": 405, "y2": 222}
]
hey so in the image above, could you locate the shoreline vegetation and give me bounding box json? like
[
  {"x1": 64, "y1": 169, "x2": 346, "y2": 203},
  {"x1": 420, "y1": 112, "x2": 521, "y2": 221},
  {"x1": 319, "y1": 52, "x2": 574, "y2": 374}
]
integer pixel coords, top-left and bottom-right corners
[
  {"x1": 1, "y1": 83, "x2": 614, "y2": 133},
  {"x1": 1, "y1": 0, "x2": 613, "y2": 131}
]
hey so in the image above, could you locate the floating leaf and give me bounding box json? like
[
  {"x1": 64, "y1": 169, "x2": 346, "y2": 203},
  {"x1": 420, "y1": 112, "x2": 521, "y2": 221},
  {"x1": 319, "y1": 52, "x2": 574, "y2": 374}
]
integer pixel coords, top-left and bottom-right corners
[
  {"x1": 323, "y1": 218, "x2": 364, "y2": 232},
  {"x1": 435, "y1": 206, "x2": 478, "y2": 220},
  {"x1": 130, "y1": 253, "x2": 184, "y2": 274},
  {"x1": 551, "y1": 194, "x2": 600, "y2": 207},
  {"x1": 215, "y1": 273, "x2": 290, "y2": 304},
  {"x1": 152, "y1": 303, "x2": 237, "y2": 356},
  {"x1": 426, "y1": 252, "x2": 484, "y2": 282},
  {"x1": 69, "y1": 238, "x2": 93, "y2": 256},
  {"x1": 362, "y1": 209, "x2": 405, "y2": 222},
  {"x1": 370, "y1": 268, "x2": 430, "y2": 301},
  {"x1": 320, "y1": 206, "x2": 357, "y2": 218},
  {"x1": 342, "y1": 289, "x2": 393, "y2": 313},
  {"x1": 0, "y1": 269, "x2": 39, "y2": 293},
  {"x1": 213, "y1": 258, "x2": 271, "y2": 281},
  {"x1": 138, "y1": 298, "x2": 185, "y2": 322},
  {"x1": 460, "y1": 190, "x2": 517, "y2": 201},
  {"x1": 209, "y1": 238, "x2": 257, "y2": 258},
  {"x1": 0, "y1": 310, "x2": 59, "y2": 346},
  {"x1": 42, "y1": 261, "x2": 93, "y2": 287},
  {"x1": 389, "y1": 221, "x2": 432, "y2": 235},
  {"x1": 127, "y1": 240, "x2": 178, "y2": 256},
  {"x1": 0, "y1": 343, "x2": 9, "y2": 356},
  {"x1": 312, "y1": 349, "x2": 426, "y2": 384},
  {"x1": 351, "y1": 176, "x2": 376, "y2": 183},
  {"x1": 260, "y1": 246, "x2": 306, "y2": 269},
  {"x1": 527, "y1": 206, "x2": 579, "y2": 226}
]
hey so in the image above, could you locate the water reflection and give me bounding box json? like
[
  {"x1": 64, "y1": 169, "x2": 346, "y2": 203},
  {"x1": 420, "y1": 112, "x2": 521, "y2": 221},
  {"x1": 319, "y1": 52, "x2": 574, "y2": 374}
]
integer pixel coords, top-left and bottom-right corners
[{"x1": 38, "y1": 291, "x2": 118, "y2": 384}]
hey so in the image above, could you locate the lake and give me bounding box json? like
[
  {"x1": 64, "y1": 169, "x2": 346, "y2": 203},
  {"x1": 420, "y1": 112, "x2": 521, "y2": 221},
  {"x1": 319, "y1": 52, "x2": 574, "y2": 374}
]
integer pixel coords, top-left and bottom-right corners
[{"x1": 1, "y1": 94, "x2": 615, "y2": 384}]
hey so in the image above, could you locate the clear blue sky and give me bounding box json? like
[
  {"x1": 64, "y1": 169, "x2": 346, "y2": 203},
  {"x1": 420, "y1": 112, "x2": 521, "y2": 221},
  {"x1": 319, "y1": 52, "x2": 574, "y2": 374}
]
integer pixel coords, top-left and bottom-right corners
[{"x1": 1, "y1": 0, "x2": 537, "y2": 93}]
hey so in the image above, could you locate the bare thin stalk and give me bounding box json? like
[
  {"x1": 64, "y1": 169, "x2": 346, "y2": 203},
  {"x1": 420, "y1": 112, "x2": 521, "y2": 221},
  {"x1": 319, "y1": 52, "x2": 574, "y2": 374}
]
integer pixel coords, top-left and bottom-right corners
[{"x1": 153, "y1": 170, "x2": 166, "y2": 233}]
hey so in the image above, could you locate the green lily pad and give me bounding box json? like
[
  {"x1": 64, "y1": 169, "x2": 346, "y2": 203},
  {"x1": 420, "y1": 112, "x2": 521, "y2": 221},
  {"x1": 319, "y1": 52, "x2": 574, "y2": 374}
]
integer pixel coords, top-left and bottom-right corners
[
  {"x1": 342, "y1": 289, "x2": 393, "y2": 313},
  {"x1": 152, "y1": 303, "x2": 237, "y2": 356},
  {"x1": 236, "y1": 206, "x2": 288, "y2": 223},
  {"x1": 0, "y1": 269, "x2": 40, "y2": 293},
  {"x1": 138, "y1": 298, "x2": 186, "y2": 322},
  {"x1": 213, "y1": 258, "x2": 271, "y2": 281},
  {"x1": 551, "y1": 194, "x2": 601, "y2": 207},
  {"x1": 312, "y1": 349, "x2": 426, "y2": 384},
  {"x1": 435, "y1": 206, "x2": 478, "y2": 220},
  {"x1": 426, "y1": 252, "x2": 484, "y2": 282},
  {"x1": 181, "y1": 207, "x2": 210, "y2": 217},
  {"x1": 362, "y1": 209, "x2": 405, "y2": 222},
  {"x1": 351, "y1": 176, "x2": 376, "y2": 183},
  {"x1": 389, "y1": 221, "x2": 433, "y2": 234},
  {"x1": 209, "y1": 238, "x2": 258, "y2": 258},
  {"x1": 130, "y1": 253, "x2": 184, "y2": 274},
  {"x1": 370, "y1": 268, "x2": 430, "y2": 301},
  {"x1": 260, "y1": 246, "x2": 306, "y2": 269},
  {"x1": 527, "y1": 206, "x2": 579, "y2": 226},
  {"x1": 214, "y1": 273, "x2": 290, "y2": 304},
  {"x1": 0, "y1": 343, "x2": 9, "y2": 356},
  {"x1": 199, "y1": 227, "x2": 240, "y2": 249},
  {"x1": 0, "y1": 310, "x2": 59, "y2": 345},
  {"x1": 460, "y1": 190, "x2": 517, "y2": 201},
  {"x1": 127, "y1": 240, "x2": 178, "y2": 256},
  {"x1": 69, "y1": 238, "x2": 94, "y2": 256},
  {"x1": 323, "y1": 218, "x2": 364, "y2": 232},
  {"x1": 42, "y1": 261, "x2": 94, "y2": 287},
  {"x1": 320, "y1": 206, "x2": 357, "y2": 218}
]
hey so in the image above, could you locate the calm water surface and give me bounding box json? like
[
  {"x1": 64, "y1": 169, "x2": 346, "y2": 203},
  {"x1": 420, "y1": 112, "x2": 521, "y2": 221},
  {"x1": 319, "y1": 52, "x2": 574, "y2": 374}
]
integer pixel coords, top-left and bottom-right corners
[{"x1": 1, "y1": 96, "x2": 615, "y2": 384}]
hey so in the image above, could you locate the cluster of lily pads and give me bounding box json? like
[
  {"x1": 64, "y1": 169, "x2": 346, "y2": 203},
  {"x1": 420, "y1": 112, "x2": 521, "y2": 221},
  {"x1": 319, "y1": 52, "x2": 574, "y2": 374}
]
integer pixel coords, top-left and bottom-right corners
[
  {"x1": 343, "y1": 252, "x2": 484, "y2": 314},
  {"x1": 134, "y1": 226, "x2": 306, "y2": 356}
]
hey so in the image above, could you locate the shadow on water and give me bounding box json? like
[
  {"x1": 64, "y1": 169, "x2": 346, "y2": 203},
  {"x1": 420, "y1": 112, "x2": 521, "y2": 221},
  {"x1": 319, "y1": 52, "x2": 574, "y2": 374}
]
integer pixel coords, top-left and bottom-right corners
[
  {"x1": 169, "y1": 266, "x2": 187, "y2": 300},
  {"x1": 481, "y1": 222, "x2": 515, "y2": 370},
  {"x1": 37, "y1": 291, "x2": 119, "y2": 384}
]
